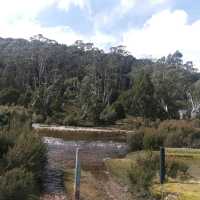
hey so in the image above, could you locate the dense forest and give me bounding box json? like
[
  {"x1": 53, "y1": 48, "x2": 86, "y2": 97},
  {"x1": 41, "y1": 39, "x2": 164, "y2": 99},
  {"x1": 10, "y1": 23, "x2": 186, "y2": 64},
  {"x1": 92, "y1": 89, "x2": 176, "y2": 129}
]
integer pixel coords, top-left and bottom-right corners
[{"x1": 0, "y1": 34, "x2": 200, "y2": 125}]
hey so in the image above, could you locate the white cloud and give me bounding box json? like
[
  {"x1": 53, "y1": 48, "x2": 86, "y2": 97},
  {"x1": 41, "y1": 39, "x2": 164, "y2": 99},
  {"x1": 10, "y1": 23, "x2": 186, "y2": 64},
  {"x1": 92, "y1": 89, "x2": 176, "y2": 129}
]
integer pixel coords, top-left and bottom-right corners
[
  {"x1": 150, "y1": 0, "x2": 168, "y2": 4},
  {"x1": 57, "y1": 0, "x2": 89, "y2": 11},
  {"x1": 0, "y1": 1, "x2": 199, "y2": 68},
  {"x1": 0, "y1": 0, "x2": 90, "y2": 43},
  {"x1": 120, "y1": 0, "x2": 136, "y2": 14},
  {"x1": 0, "y1": 0, "x2": 88, "y2": 22},
  {"x1": 93, "y1": 0, "x2": 136, "y2": 30},
  {"x1": 122, "y1": 10, "x2": 200, "y2": 67},
  {"x1": 0, "y1": 1, "x2": 114, "y2": 48},
  {"x1": 0, "y1": 18, "x2": 84, "y2": 45},
  {"x1": 90, "y1": 31, "x2": 117, "y2": 50},
  {"x1": 0, "y1": 0, "x2": 55, "y2": 22}
]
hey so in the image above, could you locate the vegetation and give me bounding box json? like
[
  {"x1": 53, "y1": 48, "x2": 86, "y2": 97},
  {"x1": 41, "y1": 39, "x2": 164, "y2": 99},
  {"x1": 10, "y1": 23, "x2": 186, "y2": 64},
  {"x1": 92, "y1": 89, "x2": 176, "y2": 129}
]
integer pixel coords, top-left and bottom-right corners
[
  {"x1": 151, "y1": 148, "x2": 200, "y2": 200},
  {"x1": 36, "y1": 126, "x2": 127, "y2": 141},
  {"x1": 128, "y1": 152, "x2": 159, "y2": 191},
  {"x1": 0, "y1": 35, "x2": 199, "y2": 125},
  {"x1": 0, "y1": 106, "x2": 46, "y2": 200},
  {"x1": 1, "y1": 35, "x2": 200, "y2": 199},
  {"x1": 106, "y1": 150, "x2": 191, "y2": 200},
  {"x1": 128, "y1": 119, "x2": 200, "y2": 151}
]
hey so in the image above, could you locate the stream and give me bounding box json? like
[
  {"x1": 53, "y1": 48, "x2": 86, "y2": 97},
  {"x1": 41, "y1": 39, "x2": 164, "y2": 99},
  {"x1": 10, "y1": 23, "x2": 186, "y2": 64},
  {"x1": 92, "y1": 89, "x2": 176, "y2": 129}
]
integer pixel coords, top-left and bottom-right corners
[{"x1": 42, "y1": 137, "x2": 128, "y2": 194}]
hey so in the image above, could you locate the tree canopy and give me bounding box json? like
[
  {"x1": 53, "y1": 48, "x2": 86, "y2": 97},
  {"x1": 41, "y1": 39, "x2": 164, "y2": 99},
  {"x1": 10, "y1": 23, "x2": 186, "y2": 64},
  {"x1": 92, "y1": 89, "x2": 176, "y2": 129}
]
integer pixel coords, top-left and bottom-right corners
[{"x1": 0, "y1": 34, "x2": 199, "y2": 124}]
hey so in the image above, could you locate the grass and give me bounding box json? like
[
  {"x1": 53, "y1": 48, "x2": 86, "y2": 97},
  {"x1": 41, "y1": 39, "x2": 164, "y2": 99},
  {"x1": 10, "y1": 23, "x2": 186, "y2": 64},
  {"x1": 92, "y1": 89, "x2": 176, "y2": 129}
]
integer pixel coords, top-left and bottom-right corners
[
  {"x1": 105, "y1": 158, "x2": 133, "y2": 185},
  {"x1": 166, "y1": 148, "x2": 200, "y2": 159},
  {"x1": 152, "y1": 183, "x2": 200, "y2": 200},
  {"x1": 36, "y1": 128, "x2": 127, "y2": 141},
  {"x1": 105, "y1": 148, "x2": 200, "y2": 200},
  {"x1": 64, "y1": 168, "x2": 109, "y2": 200},
  {"x1": 152, "y1": 148, "x2": 200, "y2": 200}
]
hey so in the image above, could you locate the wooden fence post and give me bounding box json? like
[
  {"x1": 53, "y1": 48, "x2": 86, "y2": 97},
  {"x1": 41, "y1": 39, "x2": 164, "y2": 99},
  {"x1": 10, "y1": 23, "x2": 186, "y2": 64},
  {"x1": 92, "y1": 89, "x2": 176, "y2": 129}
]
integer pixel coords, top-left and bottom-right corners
[
  {"x1": 160, "y1": 146, "x2": 165, "y2": 184},
  {"x1": 74, "y1": 148, "x2": 81, "y2": 200}
]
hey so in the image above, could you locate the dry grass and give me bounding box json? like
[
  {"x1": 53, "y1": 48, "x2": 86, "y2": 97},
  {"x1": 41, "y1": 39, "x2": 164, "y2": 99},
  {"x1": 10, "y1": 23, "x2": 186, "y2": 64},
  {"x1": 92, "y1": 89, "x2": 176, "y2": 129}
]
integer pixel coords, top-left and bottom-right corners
[
  {"x1": 105, "y1": 148, "x2": 200, "y2": 200},
  {"x1": 152, "y1": 182, "x2": 200, "y2": 200},
  {"x1": 64, "y1": 167, "x2": 133, "y2": 200},
  {"x1": 105, "y1": 158, "x2": 133, "y2": 184},
  {"x1": 35, "y1": 127, "x2": 127, "y2": 141},
  {"x1": 64, "y1": 169, "x2": 110, "y2": 200}
]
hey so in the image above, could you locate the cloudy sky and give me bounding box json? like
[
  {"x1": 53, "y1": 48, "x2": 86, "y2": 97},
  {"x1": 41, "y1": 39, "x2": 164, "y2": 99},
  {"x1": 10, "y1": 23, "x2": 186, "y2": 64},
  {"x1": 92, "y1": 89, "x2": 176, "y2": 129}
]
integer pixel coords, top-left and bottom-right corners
[{"x1": 0, "y1": 0, "x2": 200, "y2": 66}]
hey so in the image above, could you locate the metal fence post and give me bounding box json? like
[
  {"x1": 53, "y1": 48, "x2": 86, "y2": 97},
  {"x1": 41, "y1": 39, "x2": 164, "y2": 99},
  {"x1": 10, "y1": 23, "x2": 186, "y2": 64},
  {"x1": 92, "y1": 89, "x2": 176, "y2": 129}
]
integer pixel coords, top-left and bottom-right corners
[
  {"x1": 74, "y1": 148, "x2": 81, "y2": 200},
  {"x1": 160, "y1": 146, "x2": 165, "y2": 184}
]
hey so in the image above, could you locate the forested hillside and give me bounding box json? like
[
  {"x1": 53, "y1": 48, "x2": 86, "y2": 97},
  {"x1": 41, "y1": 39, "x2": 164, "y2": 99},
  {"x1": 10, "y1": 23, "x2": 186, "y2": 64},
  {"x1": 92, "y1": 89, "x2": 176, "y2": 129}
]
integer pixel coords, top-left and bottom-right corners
[{"x1": 0, "y1": 34, "x2": 199, "y2": 125}]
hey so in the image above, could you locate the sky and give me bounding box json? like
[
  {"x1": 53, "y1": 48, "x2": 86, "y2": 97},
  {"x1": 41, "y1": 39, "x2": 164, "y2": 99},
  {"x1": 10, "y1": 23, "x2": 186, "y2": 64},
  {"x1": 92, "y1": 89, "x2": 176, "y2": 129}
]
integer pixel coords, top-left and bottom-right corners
[{"x1": 0, "y1": 0, "x2": 200, "y2": 67}]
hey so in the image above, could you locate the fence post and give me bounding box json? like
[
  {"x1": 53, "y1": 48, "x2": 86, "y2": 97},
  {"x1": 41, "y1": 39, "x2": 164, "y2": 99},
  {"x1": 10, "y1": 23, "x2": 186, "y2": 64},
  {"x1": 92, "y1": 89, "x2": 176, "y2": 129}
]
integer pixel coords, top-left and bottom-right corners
[
  {"x1": 160, "y1": 146, "x2": 165, "y2": 184},
  {"x1": 74, "y1": 148, "x2": 81, "y2": 200}
]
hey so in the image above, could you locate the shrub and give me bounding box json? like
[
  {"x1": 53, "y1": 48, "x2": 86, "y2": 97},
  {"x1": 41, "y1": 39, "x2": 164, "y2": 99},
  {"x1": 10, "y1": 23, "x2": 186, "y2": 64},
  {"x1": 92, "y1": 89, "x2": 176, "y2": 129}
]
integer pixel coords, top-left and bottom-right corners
[
  {"x1": 0, "y1": 132, "x2": 14, "y2": 159},
  {"x1": 0, "y1": 168, "x2": 38, "y2": 200},
  {"x1": 50, "y1": 112, "x2": 66, "y2": 125},
  {"x1": 166, "y1": 159, "x2": 189, "y2": 178},
  {"x1": 5, "y1": 132, "x2": 46, "y2": 184},
  {"x1": 158, "y1": 120, "x2": 193, "y2": 133},
  {"x1": 64, "y1": 114, "x2": 80, "y2": 126},
  {"x1": 187, "y1": 131, "x2": 200, "y2": 148},
  {"x1": 142, "y1": 128, "x2": 164, "y2": 150},
  {"x1": 0, "y1": 88, "x2": 20, "y2": 105},
  {"x1": 100, "y1": 110, "x2": 118, "y2": 124},
  {"x1": 128, "y1": 152, "x2": 159, "y2": 190},
  {"x1": 164, "y1": 127, "x2": 200, "y2": 148},
  {"x1": 113, "y1": 103, "x2": 126, "y2": 119},
  {"x1": 127, "y1": 132, "x2": 144, "y2": 151},
  {"x1": 0, "y1": 107, "x2": 46, "y2": 199},
  {"x1": 0, "y1": 106, "x2": 32, "y2": 130},
  {"x1": 164, "y1": 131, "x2": 187, "y2": 147},
  {"x1": 128, "y1": 119, "x2": 200, "y2": 152},
  {"x1": 100, "y1": 103, "x2": 126, "y2": 124},
  {"x1": 0, "y1": 112, "x2": 10, "y2": 128},
  {"x1": 32, "y1": 113, "x2": 45, "y2": 124}
]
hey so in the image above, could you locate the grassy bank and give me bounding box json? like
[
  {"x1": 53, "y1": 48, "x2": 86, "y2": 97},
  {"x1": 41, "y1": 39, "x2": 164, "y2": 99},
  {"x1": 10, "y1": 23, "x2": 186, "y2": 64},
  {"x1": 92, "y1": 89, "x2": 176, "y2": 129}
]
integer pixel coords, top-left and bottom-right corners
[
  {"x1": 105, "y1": 148, "x2": 200, "y2": 200},
  {"x1": 35, "y1": 126, "x2": 129, "y2": 141}
]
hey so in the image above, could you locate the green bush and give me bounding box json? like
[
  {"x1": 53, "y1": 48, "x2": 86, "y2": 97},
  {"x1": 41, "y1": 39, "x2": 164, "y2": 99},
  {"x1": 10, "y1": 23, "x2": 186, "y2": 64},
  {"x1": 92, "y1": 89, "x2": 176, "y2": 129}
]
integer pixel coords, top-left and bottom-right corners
[
  {"x1": 0, "y1": 88, "x2": 20, "y2": 105},
  {"x1": 188, "y1": 131, "x2": 200, "y2": 148},
  {"x1": 127, "y1": 132, "x2": 144, "y2": 151},
  {"x1": 32, "y1": 113, "x2": 45, "y2": 124},
  {"x1": 100, "y1": 103, "x2": 126, "y2": 124},
  {"x1": 113, "y1": 103, "x2": 126, "y2": 119},
  {"x1": 100, "y1": 110, "x2": 118, "y2": 123},
  {"x1": 166, "y1": 159, "x2": 189, "y2": 178},
  {"x1": 163, "y1": 128, "x2": 200, "y2": 148},
  {"x1": 164, "y1": 131, "x2": 186, "y2": 147},
  {"x1": 0, "y1": 112, "x2": 10, "y2": 128},
  {"x1": 0, "y1": 168, "x2": 38, "y2": 200},
  {"x1": 50, "y1": 112, "x2": 66, "y2": 125},
  {"x1": 0, "y1": 106, "x2": 46, "y2": 199},
  {"x1": 0, "y1": 106, "x2": 32, "y2": 130},
  {"x1": 5, "y1": 132, "x2": 46, "y2": 184},
  {"x1": 64, "y1": 114, "x2": 80, "y2": 126},
  {"x1": 128, "y1": 120, "x2": 200, "y2": 152},
  {"x1": 143, "y1": 131, "x2": 164, "y2": 150},
  {"x1": 0, "y1": 132, "x2": 14, "y2": 159},
  {"x1": 128, "y1": 152, "x2": 159, "y2": 190}
]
